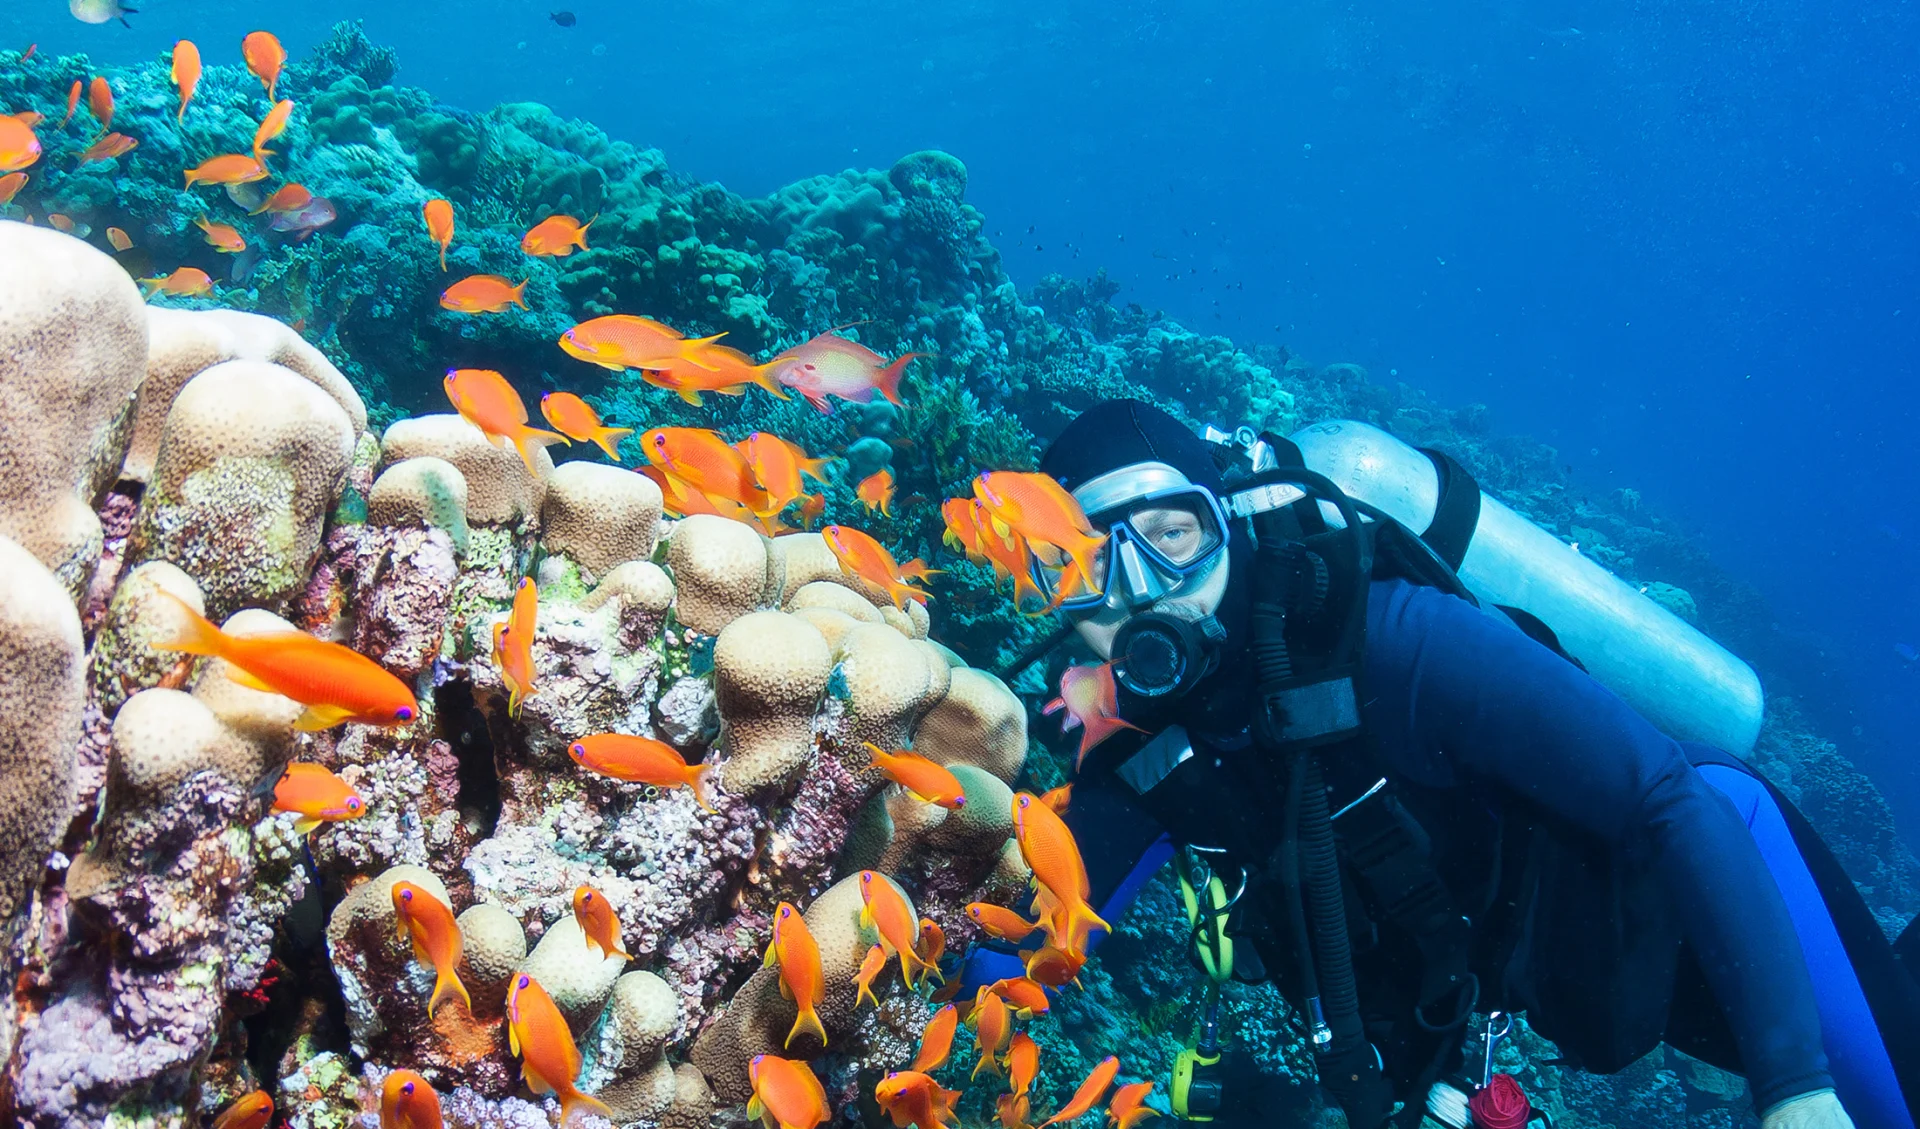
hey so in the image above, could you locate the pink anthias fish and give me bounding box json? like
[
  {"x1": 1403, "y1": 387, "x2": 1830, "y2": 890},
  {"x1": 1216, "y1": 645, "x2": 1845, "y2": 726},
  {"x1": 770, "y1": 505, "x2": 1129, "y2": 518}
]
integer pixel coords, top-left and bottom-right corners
[
  {"x1": 763, "y1": 332, "x2": 926, "y2": 414},
  {"x1": 1044, "y1": 661, "x2": 1144, "y2": 768},
  {"x1": 267, "y1": 196, "x2": 337, "y2": 241}
]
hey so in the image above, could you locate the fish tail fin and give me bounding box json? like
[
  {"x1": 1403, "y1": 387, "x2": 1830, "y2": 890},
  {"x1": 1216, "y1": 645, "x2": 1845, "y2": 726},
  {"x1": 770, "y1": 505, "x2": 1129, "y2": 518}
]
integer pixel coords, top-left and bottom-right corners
[
  {"x1": 510, "y1": 425, "x2": 566, "y2": 477},
  {"x1": 785, "y1": 1005, "x2": 828, "y2": 1049},
  {"x1": 438, "y1": 245, "x2": 447, "y2": 272},
  {"x1": 428, "y1": 966, "x2": 472, "y2": 1018},
  {"x1": 748, "y1": 360, "x2": 789, "y2": 399},
  {"x1": 138, "y1": 278, "x2": 162, "y2": 298},
  {"x1": 593, "y1": 426, "x2": 633, "y2": 461},
  {"x1": 511, "y1": 279, "x2": 529, "y2": 308},
  {"x1": 799, "y1": 456, "x2": 834, "y2": 485},
  {"x1": 972, "y1": 1051, "x2": 1003, "y2": 1081},
  {"x1": 576, "y1": 214, "x2": 596, "y2": 249},
  {"x1": 149, "y1": 589, "x2": 226, "y2": 657},
  {"x1": 686, "y1": 763, "x2": 716, "y2": 813},
  {"x1": 876, "y1": 352, "x2": 926, "y2": 406},
  {"x1": 558, "y1": 1087, "x2": 613, "y2": 1129},
  {"x1": 1012, "y1": 570, "x2": 1048, "y2": 617},
  {"x1": 1057, "y1": 900, "x2": 1111, "y2": 955}
]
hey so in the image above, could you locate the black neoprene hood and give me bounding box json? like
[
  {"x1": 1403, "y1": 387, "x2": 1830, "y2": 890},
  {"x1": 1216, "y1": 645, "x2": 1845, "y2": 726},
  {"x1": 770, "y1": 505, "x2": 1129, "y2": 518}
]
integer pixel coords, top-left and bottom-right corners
[{"x1": 1038, "y1": 399, "x2": 1225, "y2": 497}]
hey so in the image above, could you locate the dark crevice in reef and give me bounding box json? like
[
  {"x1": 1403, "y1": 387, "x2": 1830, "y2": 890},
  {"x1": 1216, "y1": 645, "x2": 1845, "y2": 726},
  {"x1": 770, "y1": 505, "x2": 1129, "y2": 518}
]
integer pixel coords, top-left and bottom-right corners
[{"x1": 437, "y1": 679, "x2": 503, "y2": 838}]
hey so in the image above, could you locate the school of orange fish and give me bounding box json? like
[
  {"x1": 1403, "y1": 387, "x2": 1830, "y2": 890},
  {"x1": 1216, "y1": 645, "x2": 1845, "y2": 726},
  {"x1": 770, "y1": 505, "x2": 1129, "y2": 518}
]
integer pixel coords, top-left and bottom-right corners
[{"x1": 8, "y1": 25, "x2": 1173, "y2": 1129}]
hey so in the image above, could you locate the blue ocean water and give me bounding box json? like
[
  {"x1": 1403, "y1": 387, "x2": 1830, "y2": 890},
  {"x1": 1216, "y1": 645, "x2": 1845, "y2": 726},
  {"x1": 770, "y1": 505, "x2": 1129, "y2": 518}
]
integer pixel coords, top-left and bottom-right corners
[{"x1": 5, "y1": 0, "x2": 1915, "y2": 844}]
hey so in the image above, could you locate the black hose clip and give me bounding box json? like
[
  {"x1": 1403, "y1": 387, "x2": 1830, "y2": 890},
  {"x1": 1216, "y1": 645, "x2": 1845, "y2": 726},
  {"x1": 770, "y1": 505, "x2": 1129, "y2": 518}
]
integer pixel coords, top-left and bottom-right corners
[{"x1": 1414, "y1": 972, "x2": 1481, "y2": 1034}]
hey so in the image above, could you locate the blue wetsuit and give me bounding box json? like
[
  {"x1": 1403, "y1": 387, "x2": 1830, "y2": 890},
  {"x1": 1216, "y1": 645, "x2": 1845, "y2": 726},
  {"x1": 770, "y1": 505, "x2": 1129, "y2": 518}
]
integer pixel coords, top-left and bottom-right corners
[{"x1": 972, "y1": 579, "x2": 1913, "y2": 1125}]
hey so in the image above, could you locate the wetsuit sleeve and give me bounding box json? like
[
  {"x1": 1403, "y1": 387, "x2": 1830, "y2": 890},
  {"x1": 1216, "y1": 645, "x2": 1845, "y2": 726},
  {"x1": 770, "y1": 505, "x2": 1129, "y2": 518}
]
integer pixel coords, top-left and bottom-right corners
[{"x1": 1363, "y1": 579, "x2": 1833, "y2": 1111}]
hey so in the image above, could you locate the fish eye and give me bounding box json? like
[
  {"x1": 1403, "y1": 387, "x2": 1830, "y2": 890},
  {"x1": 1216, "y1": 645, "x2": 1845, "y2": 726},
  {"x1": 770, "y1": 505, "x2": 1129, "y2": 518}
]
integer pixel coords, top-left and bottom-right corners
[
  {"x1": 953, "y1": 795, "x2": 967, "y2": 807},
  {"x1": 583, "y1": 891, "x2": 595, "y2": 904},
  {"x1": 517, "y1": 974, "x2": 530, "y2": 989},
  {"x1": 400, "y1": 888, "x2": 412, "y2": 901},
  {"x1": 570, "y1": 743, "x2": 586, "y2": 757},
  {"x1": 401, "y1": 1081, "x2": 415, "y2": 1096},
  {"x1": 347, "y1": 797, "x2": 363, "y2": 811},
  {"x1": 395, "y1": 706, "x2": 414, "y2": 721}
]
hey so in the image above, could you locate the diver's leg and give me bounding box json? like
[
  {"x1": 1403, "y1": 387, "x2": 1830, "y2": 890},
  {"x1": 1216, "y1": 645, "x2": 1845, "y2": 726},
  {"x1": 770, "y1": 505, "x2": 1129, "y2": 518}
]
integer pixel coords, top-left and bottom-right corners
[{"x1": 1697, "y1": 762, "x2": 1915, "y2": 1129}]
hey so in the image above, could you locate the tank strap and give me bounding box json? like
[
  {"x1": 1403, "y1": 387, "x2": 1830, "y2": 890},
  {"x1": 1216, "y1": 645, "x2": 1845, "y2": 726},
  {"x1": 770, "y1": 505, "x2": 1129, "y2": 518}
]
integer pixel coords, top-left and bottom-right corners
[{"x1": 1416, "y1": 448, "x2": 1482, "y2": 571}]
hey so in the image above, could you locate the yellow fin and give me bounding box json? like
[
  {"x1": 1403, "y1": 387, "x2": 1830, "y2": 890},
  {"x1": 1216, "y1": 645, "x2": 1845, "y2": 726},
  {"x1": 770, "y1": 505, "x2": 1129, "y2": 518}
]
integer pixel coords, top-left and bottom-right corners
[
  {"x1": 293, "y1": 816, "x2": 320, "y2": 836},
  {"x1": 294, "y1": 704, "x2": 356, "y2": 731},
  {"x1": 224, "y1": 666, "x2": 279, "y2": 694},
  {"x1": 785, "y1": 1006, "x2": 827, "y2": 1049}
]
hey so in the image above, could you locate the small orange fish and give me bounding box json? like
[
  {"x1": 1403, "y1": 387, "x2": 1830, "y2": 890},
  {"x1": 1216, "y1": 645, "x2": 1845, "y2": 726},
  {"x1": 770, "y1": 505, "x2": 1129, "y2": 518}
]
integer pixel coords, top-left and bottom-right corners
[
  {"x1": 643, "y1": 465, "x2": 760, "y2": 524},
  {"x1": 748, "y1": 1054, "x2": 830, "y2": 1129},
  {"x1": 999, "y1": 1094, "x2": 1035, "y2": 1129},
  {"x1": 153, "y1": 589, "x2": 419, "y2": 730},
  {"x1": 86, "y1": 76, "x2": 113, "y2": 131},
  {"x1": 441, "y1": 274, "x2": 528, "y2": 314},
  {"x1": 194, "y1": 215, "x2": 247, "y2": 254},
  {"x1": 990, "y1": 976, "x2": 1051, "y2": 1018},
  {"x1": 252, "y1": 98, "x2": 293, "y2": 159},
  {"x1": 1040, "y1": 783, "x2": 1072, "y2": 814},
  {"x1": 442, "y1": 368, "x2": 563, "y2": 475},
  {"x1": 47, "y1": 212, "x2": 73, "y2": 232},
  {"x1": 941, "y1": 498, "x2": 989, "y2": 562},
  {"x1": 210, "y1": 1090, "x2": 273, "y2": 1129},
  {"x1": 858, "y1": 870, "x2": 936, "y2": 988},
  {"x1": 974, "y1": 506, "x2": 1050, "y2": 614},
  {"x1": 0, "y1": 171, "x2": 25, "y2": 204},
  {"x1": 106, "y1": 226, "x2": 133, "y2": 251},
  {"x1": 637, "y1": 341, "x2": 787, "y2": 405},
  {"x1": 763, "y1": 901, "x2": 827, "y2": 1048},
  {"x1": 422, "y1": 198, "x2": 454, "y2": 270},
  {"x1": 857, "y1": 469, "x2": 896, "y2": 517},
  {"x1": 1015, "y1": 792, "x2": 1107, "y2": 956},
  {"x1": 172, "y1": 40, "x2": 201, "y2": 123},
  {"x1": 540, "y1": 392, "x2": 632, "y2": 461},
  {"x1": 380, "y1": 1070, "x2": 444, "y2": 1129},
  {"x1": 965, "y1": 903, "x2": 1040, "y2": 944},
  {"x1": 865, "y1": 743, "x2": 967, "y2": 809},
  {"x1": 184, "y1": 153, "x2": 269, "y2": 189},
  {"x1": 823, "y1": 525, "x2": 934, "y2": 611},
  {"x1": 739, "y1": 432, "x2": 832, "y2": 515},
  {"x1": 138, "y1": 267, "x2": 213, "y2": 298},
  {"x1": 558, "y1": 314, "x2": 724, "y2": 373},
  {"x1": 874, "y1": 1071, "x2": 961, "y2": 1129},
  {"x1": 909, "y1": 1004, "x2": 959, "y2": 1073},
  {"x1": 573, "y1": 885, "x2": 633, "y2": 962},
  {"x1": 1045, "y1": 663, "x2": 1145, "y2": 768},
  {"x1": 521, "y1": 213, "x2": 594, "y2": 257},
  {"x1": 506, "y1": 973, "x2": 612, "y2": 1127},
  {"x1": 1020, "y1": 944, "x2": 1086, "y2": 989},
  {"x1": 392, "y1": 880, "x2": 471, "y2": 1018},
  {"x1": 974, "y1": 472, "x2": 1107, "y2": 604},
  {"x1": 1008, "y1": 1031, "x2": 1041, "y2": 1097},
  {"x1": 969, "y1": 989, "x2": 1011, "y2": 1080},
  {"x1": 853, "y1": 942, "x2": 886, "y2": 1009},
  {"x1": 567, "y1": 733, "x2": 715, "y2": 811},
  {"x1": 19, "y1": 44, "x2": 34, "y2": 62},
  {"x1": 249, "y1": 182, "x2": 312, "y2": 216},
  {"x1": 641, "y1": 427, "x2": 780, "y2": 516},
  {"x1": 60, "y1": 80, "x2": 80, "y2": 128},
  {"x1": 243, "y1": 31, "x2": 287, "y2": 101},
  {"x1": 76, "y1": 131, "x2": 137, "y2": 166},
  {"x1": 766, "y1": 332, "x2": 924, "y2": 414},
  {"x1": 1040, "y1": 1057, "x2": 1119, "y2": 1129},
  {"x1": 491, "y1": 576, "x2": 538, "y2": 714},
  {"x1": 0, "y1": 115, "x2": 40, "y2": 174},
  {"x1": 1106, "y1": 1081, "x2": 1156, "y2": 1129},
  {"x1": 272, "y1": 762, "x2": 366, "y2": 836},
  {"x1": 916, "y1": 917, "x2": 946, "y2": 968}
]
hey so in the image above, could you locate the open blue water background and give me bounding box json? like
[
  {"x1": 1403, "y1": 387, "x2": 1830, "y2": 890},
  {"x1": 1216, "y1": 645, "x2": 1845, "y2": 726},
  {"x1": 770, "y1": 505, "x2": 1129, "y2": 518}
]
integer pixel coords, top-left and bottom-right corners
[{"x1": 7, "y1": 0, "x2": 1916, "y2": 844}]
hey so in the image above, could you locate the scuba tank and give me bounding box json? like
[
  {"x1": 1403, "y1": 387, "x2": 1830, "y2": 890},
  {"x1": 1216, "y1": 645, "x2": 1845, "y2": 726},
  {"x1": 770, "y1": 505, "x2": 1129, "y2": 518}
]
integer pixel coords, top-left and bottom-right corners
[{"x1": 1288, "y1": 420, "x2": 1764, "y2": 756}]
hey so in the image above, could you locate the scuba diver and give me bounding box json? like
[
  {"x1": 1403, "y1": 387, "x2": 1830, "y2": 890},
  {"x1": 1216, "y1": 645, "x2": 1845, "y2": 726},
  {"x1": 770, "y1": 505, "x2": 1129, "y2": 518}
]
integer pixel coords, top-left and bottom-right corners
[{"x1": 961, "y1": 400, "x2": 1920, "y2": 1129}]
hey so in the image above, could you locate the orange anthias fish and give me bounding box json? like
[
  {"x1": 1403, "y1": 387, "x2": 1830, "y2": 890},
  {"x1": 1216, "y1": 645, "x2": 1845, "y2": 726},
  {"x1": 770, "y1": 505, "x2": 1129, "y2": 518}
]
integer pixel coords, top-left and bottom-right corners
[
  {"x1": 875, "y1": 1071, "x2": 961, "y2": 1129},
  {"x1": 641, "y1": 464, "x2": 757, "y2": 525},
  {"x1": 573, "y1": 885, "x2": 633, "y2": 962},
  {"x1": 748, "y1": 1054, "x2": 830, "y2": 1129},
  {"x1": 822, "y1": 525, "x2": 935, "y2": 611},
  {"x1": 909, "y1": 1004, "x2": 959, "y2": 1073},
  {"x1": 272, "y1": 762, "x2": 366, "y2": 836},
  {"x1": 739, "y1": 432, "x2": 832, "y2": 515},
  {"x1": 106, "y1": 226, "x2": 133, "y2": 251},
  {"x1": 1020, "y1": 944, "x2": 1086, "y2": 989},
  {"x1": 172, "y1": 40, "x2": 201, "y2": 123},
  {"x1": 47, "y1": 213, "x2": 73, "y2": 233},
  {"x1": 86, "y1": 76, "x2": 113, "y2": 131},
  {"x1": 522, "y1": 214, "x2": 594, "y2": 257},
  {"x1": 491, "y1": 576, "x2": 538, "y2": 714},
  {"x1": 766, "y1": 332, "x2": 925, "y2": 414},
  {"x1": 865, "y1": 743, "x2": 967, "y2": 809},
  {"x1": 195, "y1": 215, "x2": 247, "y2": 254},
  {"x1": 567, "y1": 733, "x2": 715, "y2": 811},
  {"x1": 857, "y1": 469, "x2": 895, "y2": 517},
  {"x1": 559, "y1": 314, "x2": 723, "y2": 372},
  {"x1": 210, "y1": 1090, "x2": 273, "y2": 1129},
  {"x1": 0, "y1": 115, "x2": 40, "y2": 174},
  {"x1": 153, "y1": 591, "x2": 418, "y2": 730},
  {"x1": 1040, "y1": 1057, "x2": 1120, "y2": 1129},
  {"x1": 60, "y1": 80, "x2": 80, "y2": 128},
  {"x1": 77, "y1": 131, "x2": 137, "y2": 166},
  {"x1": 443, "y1": 368, "x2": 563, "y2": 476},
  {"x1": 422, "y1": 198, "x2": 454, "y2": 271},
  {"x1": 641, "y1": 428, "x2": 779, "y2": 516},
  {"x1": 965, "y1": 902, "x2": 1039, "y2": 944},
  {"x1": 243, "y1": 31, "x2": 287, "y2": 100},
  {"x1": 1045, "y1": 662, "x2": 1144, "y2": 768},
  {"x1": 941, "y1": 498, "x2": 989, "y2": 563},
  {"x1": 380, "y1": 1070, "x2": 444, "y2": 1129},
  {"x1": 441, "y1": 274, "x2": 528, "y2": 314},
  {"x1": 0, "y1": 171, "x2": 26, "y2": 205},
  {"x1": 990, "y1": 976, "x2": 1050, "y2": 1018},
  {"x1": 540, "y1": 392, "x2": 632, "y2": 461},
  {"x1": 1040, "y1": 783, "x2": 1072, "y2": 814},
  {"x1": 250, "y1": 182, "x2": 313, "y2": 216},
  {"x1": 392, "y1": 881, "x2": 471, "y2": 1018},
  {"x1": 1106, "y1": 1081, "x2": 1157, "y2": 1129},
  {"x1": 969, "y1": 989, "x2": 1011, "y2": 1080},
  {"x1": 974, "y1": 472, "x2": 1108, "y2": 603},
  {"x1": 139, "y1": 267, "x2": 213, "y2": 299},
  {"x1": 1008, "y1": 1031, "x2": 1041, "y2": 1097},
  {"x1": 916, "y1": 917, "x2": 946, "y2": 968},
  {"x1": 975, "y1": 518, "x2": 1050, "y2": 614},
  {"x1": 850, "y1": 942, "x2": 886, "y2": 1009},
  {"x1": 762, "y1": 901, "x2": 827, "y2": 1048},
  {"x1": 1014, "y1": 792, "x2": 1108, "y2": 955},
  {"x1": 506, "y1": 973, "x2": 612, "y2": 1127},
  {"x1": 252, "y1": 99, "x2": 293, "y2": 159},
  {"x1": 858, "y1": 870, "x2": 936, "y2": 988},
  {"x1": 637, "y1": 341, "x2": 787, "y2": 406},
  {"x1": 999, "y1": 1094, "x2": 1035, "y2": 1129},
  {"x1": 184, "y1": 153, "x2": 269, "y2": 189}
]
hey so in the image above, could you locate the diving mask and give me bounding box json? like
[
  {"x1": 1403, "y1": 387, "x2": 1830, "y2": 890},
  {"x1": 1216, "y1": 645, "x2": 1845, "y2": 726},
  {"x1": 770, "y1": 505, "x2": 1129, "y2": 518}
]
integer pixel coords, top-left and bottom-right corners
[{"x1": 1032, "y1": 462, "x2": 1230, "y2": 614}]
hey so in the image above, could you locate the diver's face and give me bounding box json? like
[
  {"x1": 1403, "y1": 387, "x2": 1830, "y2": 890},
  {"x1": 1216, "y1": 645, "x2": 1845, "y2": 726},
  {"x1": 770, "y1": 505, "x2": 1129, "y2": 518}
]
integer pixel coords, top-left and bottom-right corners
[{"x1": 1071, "y1": 542, "x2": 1230, "y2": 660}]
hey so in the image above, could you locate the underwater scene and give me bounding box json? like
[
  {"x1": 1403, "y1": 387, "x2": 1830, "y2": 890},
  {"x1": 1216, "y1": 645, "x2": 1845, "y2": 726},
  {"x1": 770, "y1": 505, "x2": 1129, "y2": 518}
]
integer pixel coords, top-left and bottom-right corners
[{"x1": 0, "y1": 4, "x2": 1915, "y2": 1129}]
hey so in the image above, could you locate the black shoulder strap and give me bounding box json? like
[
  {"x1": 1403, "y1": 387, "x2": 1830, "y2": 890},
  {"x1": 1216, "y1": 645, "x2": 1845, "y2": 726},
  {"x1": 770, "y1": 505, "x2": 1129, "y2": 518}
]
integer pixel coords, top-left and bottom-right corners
[{"x1": 1417, "y1": 447, "x2": 1481, "y2": 572}]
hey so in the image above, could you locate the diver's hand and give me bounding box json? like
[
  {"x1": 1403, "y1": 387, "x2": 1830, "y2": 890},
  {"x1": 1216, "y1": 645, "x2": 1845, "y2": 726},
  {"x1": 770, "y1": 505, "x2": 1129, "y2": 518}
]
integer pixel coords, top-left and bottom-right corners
[{"x1": 1760, "y1": 1089, "x2": 1855, "y2": 1129}]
